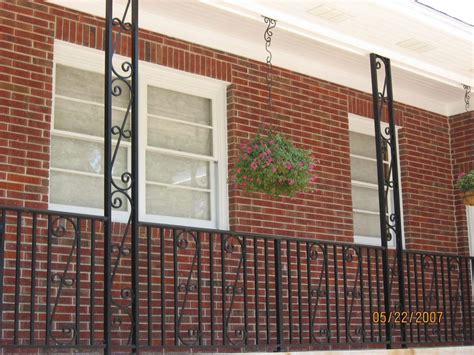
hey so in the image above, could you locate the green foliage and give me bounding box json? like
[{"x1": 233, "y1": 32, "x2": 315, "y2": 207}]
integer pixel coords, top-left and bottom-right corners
[
  {"x1": 232, "y1": 132, "x2": 317, "y2": 197},
  {"x1": 456, "y1": 170, "x2": 474, "y2": 192}
]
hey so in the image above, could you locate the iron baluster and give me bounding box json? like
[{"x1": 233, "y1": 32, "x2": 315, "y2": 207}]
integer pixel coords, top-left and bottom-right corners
[
  {"x1": 160, "y1": 227, "x2": 165, "y2": 346},
  {"x1": 367, "y1": 248, "x2": 374, "y2": 342},
  {"x1": 333, "y1": 245, "x2": 341, "y2": 344},
  {"x1": 287, "y1": 240, "x2": 294, "y2": 344},
  {"x1": 254, "y1": 236, "x2": 260, "y2": 345},
  {"x1": 264, "y1": 238, "x2": 270, "y2": 344},
  {"x1": 440, "y1": 256, "x2": 448, "y2": 342},
  {"x1": 90, "y1": 220, "x2": 96, "y2": 346},
  {"x1": 0, "y1": 208, "x2": 5, "y2": 339},
  {"x1": 46, "y1": 215, "x2": 52, "y2": 346},
  {"x1": 13, "y1": 210, "x2": 21, "y2": 345},
  {"x1": 297, "y1": 241, "x2": 303, "y2": 344},
  {"x1": 30, "y1": 213, "x2": 37, "y2": 345},
  {"x1": 274, "y1": 239, "x2": 284, "y2": 350},
  {"x1": 242, "y1": 236, "x2": 248, "y2": 346},
  {"x1": 146, "y1": 225, "x2": 152, "y2": 346},
  {"x1": 209, "y1": 232, "x2": 215, "y2": 346}
]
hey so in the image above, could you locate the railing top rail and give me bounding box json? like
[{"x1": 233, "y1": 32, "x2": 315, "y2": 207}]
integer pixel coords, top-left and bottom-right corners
[
  {"x1": 403, "y1": 248, "x2": 474, "y2": 260},
  {"x1": 139, "y1": 219, "x2": 387, "y2": 250},
  {"x1": 0, "y1": 205, "x2": 108, "y2": 221}
]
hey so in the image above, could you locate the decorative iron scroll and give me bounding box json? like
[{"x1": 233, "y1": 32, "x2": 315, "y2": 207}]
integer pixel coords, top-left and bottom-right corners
[
  {"x1": 447, "y1": 257, "x2": 463, "y2": 341},
  {"x1": 308, "y1": 243, "x2": 330, "y2": 343},
  {"x1": 48, "y1": 217, "x2": 79, "y2": 346},
  {"x1": 263, "y1": 16, "x2": 276, "y2": 111},
  {"x1": 420, "y1": 255, "x2": 441, "y2": 341},
  {"x1": 175, "y1": 230, "x2": 201, "y2": 346},
  {"x1": 344, "y1": 246, "x2": 365, "y2": 343},
  {"x1": 222, "y1": 235, "x2": 247, "y2": 346},
  {"x1": 463, "y1": 84, "x2": 471, "y2": 112}
]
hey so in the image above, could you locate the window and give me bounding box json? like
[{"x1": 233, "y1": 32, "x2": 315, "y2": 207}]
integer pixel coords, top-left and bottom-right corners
[
  {"x1": 50, "y1": 41, "x2": 229, "y2": 229},
  {"x1": 349, "y1": 114, "x2": 402, "y2": 246}
]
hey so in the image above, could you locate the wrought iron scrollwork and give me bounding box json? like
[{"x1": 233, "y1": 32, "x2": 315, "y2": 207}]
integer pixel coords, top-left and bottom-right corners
[
  {"x1": 48, "y1": 217, "x2": 79, "y2": 346},
  {"x1": 463, "y1": 84, "x2": 471, "y2": 112},
  {"x1": 448, "y1": 257, "x2": 463, "y2": 341},
  {"x1": 263, "y1": 16, "x2": 276, "y2": 111},
  {"x1": 344, "y1": 246, "x2": 364, "y2": 343},
  {"x1": 175, "y1": 231, "x2": 201, "y2": 346},
  {"x1": 308, "y1": 243, "x2": 330, "y2": 343},
  {"x1": 222, "y1": 235, "x2": 247, "y2": 345}
]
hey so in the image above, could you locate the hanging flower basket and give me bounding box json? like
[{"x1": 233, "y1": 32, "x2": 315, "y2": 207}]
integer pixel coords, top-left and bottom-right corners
[
  {"x1": 232, "y1": 132, "x2": 317, "y2": 197},
  {"x1": 456, "y1": 170, "x2": 474, "y2": 206}
]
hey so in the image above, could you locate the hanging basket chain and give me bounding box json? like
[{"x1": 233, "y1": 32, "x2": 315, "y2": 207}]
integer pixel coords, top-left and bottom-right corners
[
  {"x1": 262, "y1": 16, "x2": 277, "y2": 134},
  {"x1": 463, "y1": 84, "x2": 471, "y2": 112}
]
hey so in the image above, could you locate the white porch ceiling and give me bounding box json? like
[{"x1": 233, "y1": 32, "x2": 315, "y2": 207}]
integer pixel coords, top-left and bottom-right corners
[{"x1": 49, "y1": 0, "x2": 474, "y2": 116}]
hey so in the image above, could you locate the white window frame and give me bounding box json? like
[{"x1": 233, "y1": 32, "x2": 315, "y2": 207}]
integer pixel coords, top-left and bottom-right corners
[
  {"x1": 349, "y1": 113, "x2": 404, "y2": 248},
  {"x1": 50, "y1": 40, "x2": 229, "y2": 230}
]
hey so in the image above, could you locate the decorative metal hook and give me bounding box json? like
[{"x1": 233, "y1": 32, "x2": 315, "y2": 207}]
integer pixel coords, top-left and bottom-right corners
[
  {"x1": 463, "y1": 84, "x2": 471, "y2": 112},
  {"x1": 263, "y1": 16, "x2": 276, "y2": 113}
]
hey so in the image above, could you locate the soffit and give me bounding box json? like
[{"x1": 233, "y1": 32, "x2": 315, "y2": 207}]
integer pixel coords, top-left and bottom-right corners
[{"x1": 48, "y1": 0, "x2": 474, "y2": 116}]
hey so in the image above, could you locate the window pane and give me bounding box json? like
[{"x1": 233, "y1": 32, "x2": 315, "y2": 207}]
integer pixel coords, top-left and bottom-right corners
[
  {"x1": 350, "y1": 157, "x2": 378, "y2": 184},
  {"x1": 146, "y1": 151, "x2": 210, "y2": 189},
  {"x1": 148, "y1": 116, "x2": 212, "y2": 156},
  {"x1": 51, "y1": 136, "x2": 127, "y2": 176},
  {"x1": 51, "y1": 171, "x2": 102, "y2": 209},
  {"x1": 349, "y1": 131, "x2": 375, "y2": 159},
  {"x1": 55, "y1": 64, "x2": 129, "y2": 108},
  {"x1": 51, "y1": 171, "x2": 128, "y2": 211},
  {"x1": 352, "y1": 185, "x2": 379, "y2": 213},
  {"x1": 148, "y1": 86, "x2": 211, "y2": 126},
  {"x1": 146, "y1": 184, "x2": 210, "y2": 220},
  {"x1": 54, "y1": 98, "x2": 129, "y2": 138},
  {"x1": 353, "y1": 212, "x2": 380, "y2": 238}
]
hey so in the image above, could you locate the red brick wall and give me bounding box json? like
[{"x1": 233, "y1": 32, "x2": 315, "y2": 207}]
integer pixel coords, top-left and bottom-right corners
[
  {"x1": 450, "y1": 110, "x2": 474, "y2": 255},
  {"x1": 0, "y1": 0, "x2": 468, "y2": 253}
]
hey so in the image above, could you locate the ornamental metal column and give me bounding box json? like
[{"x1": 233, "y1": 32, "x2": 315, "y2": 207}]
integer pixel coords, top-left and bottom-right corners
[
  {"x1": 370, "y1": 53, "x2": 406, "y2": 348},
  {"x1": 104, "y1": 1, "x2": 140, "y2": 354}
]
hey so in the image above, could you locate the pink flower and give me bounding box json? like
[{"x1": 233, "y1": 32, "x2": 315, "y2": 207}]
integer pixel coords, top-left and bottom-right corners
[
  {"x1": 272, "y1": 167, "x2": 277, "y2": 173},
  {"x1": 253, "y1": 144, "x2": 259, "y2": 149},
  {"x1": 289, "y1": 179, "x2": 295, "y2": 185},
  {"x1": 240, "y1": 143, "x2": 246, "y2": 150},
  {"x1": 250, "y1": 162, "x2": 258, "y2": 170},
  {"x1": 287, "y1": 162, "x2": 292, "y2": 170},
  {"x1": 298, "y1": 161, "x2": 304, "y2": 167},
  {"x1": 243, "y1": 175, "x2": 247, "y2": 180},
  {"x1": 236, "y1": 168, "x2": 241, "y2": 173},
  {"x1": 242, "y1": 182, "x2": 247, "y2": 188},
  {"x1": 247, "y1": 147, "x2": 252, "y2": 154},
  {"x1": 459, "y1": 172, "x2": 466, "y2": 178},
  {"x1": 266, "y1": 149, "x2": 272, "y2": 154},
  {"x1": 268, "y1": 158, "x2": 273, "y2": 163},
  {"x1": 269, "y1": 140, "x2": 275, "y2": 145}
]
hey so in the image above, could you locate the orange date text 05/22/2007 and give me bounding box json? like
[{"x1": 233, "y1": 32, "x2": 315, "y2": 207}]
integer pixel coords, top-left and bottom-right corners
[{"x1": 371, "y1": 311, "x2": 443, "y2": 324}]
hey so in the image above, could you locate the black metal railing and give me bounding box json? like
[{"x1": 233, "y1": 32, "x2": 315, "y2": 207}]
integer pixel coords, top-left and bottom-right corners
[{"x1": 0, "y1": 205, "x2": 473, "y2": 352}]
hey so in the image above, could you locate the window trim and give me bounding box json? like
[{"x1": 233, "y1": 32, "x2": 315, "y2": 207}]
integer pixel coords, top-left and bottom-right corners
[
  {"x1": 50, "y1": 40, "x2": 229, "y2": 230},
  {"x1": 349, "y1": 113, "x2": 404, "y2": 248}
]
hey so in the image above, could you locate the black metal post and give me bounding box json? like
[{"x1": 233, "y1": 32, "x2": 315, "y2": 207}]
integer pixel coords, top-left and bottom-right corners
[
  {"x1": 105, "y1": 1, "x2": 139, "y2": 353},
  {"x1": 104, "y1": 1, "x2": 113, "y2": 353},
  {"x1": 384, "y1": 60, "x2": 407, "y2": 348},
  {"x1": 370, "y1": 53, "x2": 406, "y2": 347},
  {"x1": 370, "y1": 53, "x2": 392, "y2": 349},
  {"x1": 130, "y1": 0, "x2": 140, "y2": 351}
]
